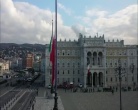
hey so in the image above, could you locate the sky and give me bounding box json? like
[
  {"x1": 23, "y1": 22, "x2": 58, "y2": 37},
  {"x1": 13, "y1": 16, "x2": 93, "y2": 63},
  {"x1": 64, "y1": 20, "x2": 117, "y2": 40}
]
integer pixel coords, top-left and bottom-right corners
[{"x1": 0, "y1": 0, "x2": 137, "y2": 45}]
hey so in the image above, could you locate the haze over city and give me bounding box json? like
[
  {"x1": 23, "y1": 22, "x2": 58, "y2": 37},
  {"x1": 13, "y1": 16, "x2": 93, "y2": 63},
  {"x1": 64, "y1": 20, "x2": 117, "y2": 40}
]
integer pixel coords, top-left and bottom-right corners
[{"x1": 0, "y1": 0, "x2": 137, "y2": 45}]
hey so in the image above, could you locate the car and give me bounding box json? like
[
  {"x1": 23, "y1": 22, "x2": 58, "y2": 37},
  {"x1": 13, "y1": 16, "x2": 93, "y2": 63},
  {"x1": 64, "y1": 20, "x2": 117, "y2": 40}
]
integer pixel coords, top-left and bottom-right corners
[
  {"x1": 79, "y1": 83, "x2": 83, "y2": 88},
  {"x1": 14, "y1": 75, "x2": 18, "y2": 78},
  {"x1": 47, "y1": 85, "x2": 51, "y2": 89},
  {"x1": 27, "y1": 78, "x2": 32, "y2": 82}
]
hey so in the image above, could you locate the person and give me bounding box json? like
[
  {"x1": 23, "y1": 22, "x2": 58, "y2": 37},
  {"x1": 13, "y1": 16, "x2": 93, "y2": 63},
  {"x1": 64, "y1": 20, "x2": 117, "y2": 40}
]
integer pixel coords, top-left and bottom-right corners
[
  {"x1": 116, "y1": 87, "x2": 118, "y2": 92},
  {"x1": 65, "y1": 85, "x2": 67, "y2": 92},
  {"x1": 112, "y1": 88, "x2": 114, "y2": 95}
]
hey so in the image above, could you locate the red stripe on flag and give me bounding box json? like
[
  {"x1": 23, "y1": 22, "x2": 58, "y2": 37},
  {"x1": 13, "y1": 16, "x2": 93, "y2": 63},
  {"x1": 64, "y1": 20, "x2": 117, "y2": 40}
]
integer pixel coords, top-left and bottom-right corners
[
  {"x1": 87, "y1": 65, "x2": 90, "y2": 75},
  {"x1": 50, "y1": 36, "x2": 56, "y2": 85}
]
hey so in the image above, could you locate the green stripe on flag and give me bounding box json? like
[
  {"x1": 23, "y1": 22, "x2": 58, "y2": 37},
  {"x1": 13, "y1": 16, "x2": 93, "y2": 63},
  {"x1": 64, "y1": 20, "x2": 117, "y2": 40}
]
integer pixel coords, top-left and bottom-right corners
[{"x1": 49, "y1": 37, "x2": 52, "y2": 52}]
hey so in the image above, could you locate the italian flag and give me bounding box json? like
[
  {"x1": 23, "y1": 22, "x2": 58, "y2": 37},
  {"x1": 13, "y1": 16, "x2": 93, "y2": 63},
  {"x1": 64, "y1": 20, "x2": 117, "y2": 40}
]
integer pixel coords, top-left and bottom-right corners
[
  {"x1": 49, "y1": 36, "x2": 56, "y2": 86},
  {"x1": 87, "y1": 65, "x2": 90, "y2": 75}
]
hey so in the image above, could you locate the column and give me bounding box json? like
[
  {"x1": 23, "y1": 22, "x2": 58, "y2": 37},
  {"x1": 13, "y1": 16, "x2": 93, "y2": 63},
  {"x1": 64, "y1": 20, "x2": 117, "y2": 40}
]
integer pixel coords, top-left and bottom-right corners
[
  {"x1": 84, "y1": 70, "x2": 87, "y2": 88},
  {"x1": 91, "y1": 53, "x2": 93, "y2": 66},
  {"x1": 102, "y1": 73, "x2": 104, "y2": 87},
  {"x1": 104, "y1": 54, "x2": 107, "y2": 87},
  {"x1": 92, "y1": 73, "x2": 93, "y2": 90},
  {"x1": 97, "y1": 73, "x2": 99, "y2": 87},
  {"x1": 97, "y1": 52, "x2": 98, "y2": 65}
]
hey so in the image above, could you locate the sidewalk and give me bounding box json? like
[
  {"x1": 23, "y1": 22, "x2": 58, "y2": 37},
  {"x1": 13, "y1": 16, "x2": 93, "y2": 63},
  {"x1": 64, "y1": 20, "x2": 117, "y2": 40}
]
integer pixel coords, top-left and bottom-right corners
[{"x1": 34, "y1": 87, "x2": 64, "y2": 110}]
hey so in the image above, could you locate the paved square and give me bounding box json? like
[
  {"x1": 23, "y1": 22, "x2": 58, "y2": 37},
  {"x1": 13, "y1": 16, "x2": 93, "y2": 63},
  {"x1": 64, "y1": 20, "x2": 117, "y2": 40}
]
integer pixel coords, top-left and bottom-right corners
[{"x1": 58, "y1": 89, "x2": 138, "y2": 110}]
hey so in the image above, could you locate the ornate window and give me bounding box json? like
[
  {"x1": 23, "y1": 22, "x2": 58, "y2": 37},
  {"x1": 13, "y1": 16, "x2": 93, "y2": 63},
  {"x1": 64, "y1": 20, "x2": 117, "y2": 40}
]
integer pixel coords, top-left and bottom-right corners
[
  {"x1": 57, "y1": 50, "x2": 60, "y2": 55},
  {"x1": 67, "y1": 50, "x2": 70, "y2": 55},
  {"x1": 78, "y1": 63, "x2": 80, "y2": 67},
  {"x1": 62, "y1": 50, "x2": 65, "y2": 55}
]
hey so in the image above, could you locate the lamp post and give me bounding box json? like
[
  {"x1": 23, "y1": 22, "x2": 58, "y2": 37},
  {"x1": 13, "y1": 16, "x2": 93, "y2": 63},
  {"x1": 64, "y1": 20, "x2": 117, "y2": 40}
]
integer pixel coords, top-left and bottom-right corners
[
  {"x1": 130, "y1": 63, "x2": 135, "y2": 90},
  {"x1": 115, "y1": 58, "x2": 126, "y2": 110}
]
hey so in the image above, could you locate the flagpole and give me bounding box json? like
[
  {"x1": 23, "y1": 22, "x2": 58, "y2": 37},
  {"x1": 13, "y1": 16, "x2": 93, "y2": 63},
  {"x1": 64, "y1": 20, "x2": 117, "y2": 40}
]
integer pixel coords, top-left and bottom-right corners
[
  {"x1": 51, "y1": 15, "x2": 54, "y2": 93},
  {"x1": 53, "y1": 0, "x2": 58, "y2": 109}
]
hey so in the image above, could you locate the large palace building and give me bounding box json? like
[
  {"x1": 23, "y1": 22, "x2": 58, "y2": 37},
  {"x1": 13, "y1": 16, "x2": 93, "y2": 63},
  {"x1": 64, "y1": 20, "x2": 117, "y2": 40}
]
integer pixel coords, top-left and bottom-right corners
[{"x1": 45, "y1": 34, "x2": 138, "y2": 88}]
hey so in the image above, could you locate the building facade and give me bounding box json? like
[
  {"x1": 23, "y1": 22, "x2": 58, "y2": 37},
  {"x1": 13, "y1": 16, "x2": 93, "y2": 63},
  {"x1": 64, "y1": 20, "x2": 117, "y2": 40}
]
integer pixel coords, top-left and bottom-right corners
[
  {"x1": 45, "y1": 34, "x2": 138, "y2": 88},
  {"x1": 0, "y1": 58, "x2": 10, "y2": 76},
  {"x1": 26, "y1": 54, "x2": 34, "y2": 68},
  {"x1": 10, "y1": 57, "x2": 23, "y2": 70}
]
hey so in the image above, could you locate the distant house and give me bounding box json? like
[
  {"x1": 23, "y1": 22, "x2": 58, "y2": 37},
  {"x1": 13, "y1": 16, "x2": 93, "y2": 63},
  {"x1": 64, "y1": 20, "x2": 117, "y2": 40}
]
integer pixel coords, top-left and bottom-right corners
[{"x1": 0, "y1": 58, "x2": 10, "y2": 76}]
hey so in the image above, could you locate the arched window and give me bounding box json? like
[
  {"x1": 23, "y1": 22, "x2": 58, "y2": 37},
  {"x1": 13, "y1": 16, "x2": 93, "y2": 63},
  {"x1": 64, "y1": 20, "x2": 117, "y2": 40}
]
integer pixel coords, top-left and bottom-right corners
[
  {"x1": 57, "y1": 50, "x2": 60, "y2": 55},
  {"x1": 67, "y1": 50, "x2": 70, "y2": 55},
  {"x1": 78, "y1": 63, "x2": 80, "y2": 67},
  {"x1": 62, "y1": 50, "x2": 65, "y2": 55}
]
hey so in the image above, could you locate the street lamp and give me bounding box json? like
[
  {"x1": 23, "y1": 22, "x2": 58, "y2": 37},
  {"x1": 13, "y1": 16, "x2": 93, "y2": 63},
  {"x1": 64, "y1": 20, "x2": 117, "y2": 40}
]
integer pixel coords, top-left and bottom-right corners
[
  {"x1": 115, "y1": 58, "x2": 126, "y2": 110},
  {"x1": 130, "y1": 63, "x2": 135, "y2": 90}
]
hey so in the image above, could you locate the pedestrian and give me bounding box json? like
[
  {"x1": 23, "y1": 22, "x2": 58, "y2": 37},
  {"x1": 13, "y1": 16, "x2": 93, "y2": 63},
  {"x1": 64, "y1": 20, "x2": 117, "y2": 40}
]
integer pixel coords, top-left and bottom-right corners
[
  {"x1": 112, "y1": 88, "x2": 114, "y2": 95},
  {"x1": 65, "y1": 85, "x2": 67, "y2": 92},
  {"x1": 116, "y1": 87, "x2": 118, "y2": 92}
]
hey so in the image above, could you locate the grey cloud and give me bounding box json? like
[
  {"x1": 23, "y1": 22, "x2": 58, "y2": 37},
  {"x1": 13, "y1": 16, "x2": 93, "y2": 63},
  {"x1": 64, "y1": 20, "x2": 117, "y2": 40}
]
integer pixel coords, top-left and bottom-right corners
[
  {"x1": 75, "y1": 5, "x2": 137, "y2": 45},
  {"x1": 71, "y1": 24, "x2": 88, "y2": 37},
  {"x1": 0, "y1": 0, "x2": 76, "y2": 44}
]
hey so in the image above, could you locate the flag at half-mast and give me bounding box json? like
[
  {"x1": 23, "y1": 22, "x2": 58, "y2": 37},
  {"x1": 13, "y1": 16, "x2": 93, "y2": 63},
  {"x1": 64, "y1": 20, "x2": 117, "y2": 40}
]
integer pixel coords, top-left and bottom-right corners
[
  {"x1": 49, "y1": 36, "x2": 56, "y2": 86},
  {"x1": 87, "y1": 64, "x2": 90, "y2": 75}
]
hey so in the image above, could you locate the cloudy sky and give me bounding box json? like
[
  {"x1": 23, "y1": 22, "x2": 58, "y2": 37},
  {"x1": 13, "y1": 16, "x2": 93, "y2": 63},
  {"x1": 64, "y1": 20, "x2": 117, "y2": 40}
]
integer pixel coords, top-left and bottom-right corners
[{"x1": 0, "y1": 0, "x2": 137, "y2": 45}]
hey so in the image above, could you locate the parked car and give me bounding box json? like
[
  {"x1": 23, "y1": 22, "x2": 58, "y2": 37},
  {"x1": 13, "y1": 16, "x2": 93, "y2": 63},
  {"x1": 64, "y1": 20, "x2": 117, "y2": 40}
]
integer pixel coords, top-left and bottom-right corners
[
  {"x1": 47, "y1": 85, "x2": 51, "y2": 89},
  {"x1": 79, "y1": 83, "x2": 83, "y2": 88},
  {"x1": 27, "y1": 78, "x2": 32, "y2": 82}
]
